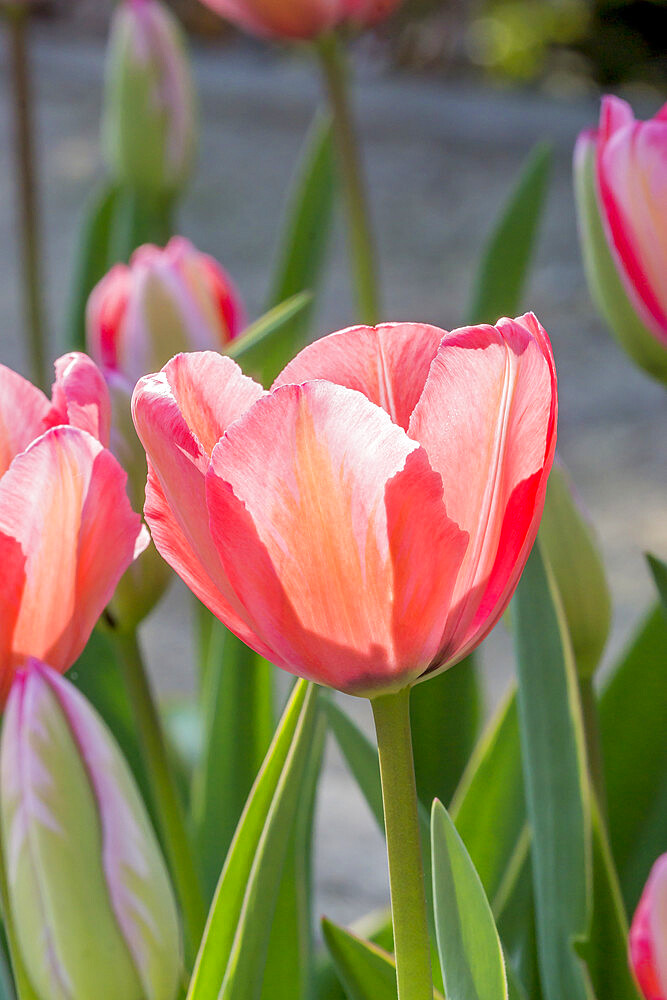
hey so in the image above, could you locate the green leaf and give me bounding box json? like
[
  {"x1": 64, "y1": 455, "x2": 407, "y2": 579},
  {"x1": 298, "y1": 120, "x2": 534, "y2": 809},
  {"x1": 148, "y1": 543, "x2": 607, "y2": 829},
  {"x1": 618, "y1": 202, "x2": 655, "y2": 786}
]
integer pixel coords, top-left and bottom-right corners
[
  {"x1": 187, "y1": 681, "x2": 319, "y2": 1000},
  {"x1": 467, "y1": 142, "x2": 552, "y2": 325},
  {"x1": 411, "y1": 655, "x2": 482, "y2": 811},
  {"x1": 323, "y1": 698, "x2": 384, "y2": 830},
  {"x1": 227, "y1": 292, "x2": 312, "y2": 386},
  {"x1": 109, "y1": 186, "x2": 175, "y2": 263},
  {"x1": 268, "y1": 113, "x2": 336, "y2": 346},
  {"x1": 495, "y1": 846, "x2": 542, "y2": 1000},
  {"x1": 647, "y1": 553, "x2": 667, "y2": 609},
  {"x1": 191, "y1": 625, "x2": 274, "y2": 900},
  {"x1": 431, "y1": 799, "x2": 508, "y2": 1000},
  {"x1": 322, "y1": 919, "x2": 444, "y2": 1000},
  {"x1": 599, "y1": 603, "x2": 667, "y2": 910},
  {"x1": 512, "y1": 542, "x2": 592, "y2": 1000}
]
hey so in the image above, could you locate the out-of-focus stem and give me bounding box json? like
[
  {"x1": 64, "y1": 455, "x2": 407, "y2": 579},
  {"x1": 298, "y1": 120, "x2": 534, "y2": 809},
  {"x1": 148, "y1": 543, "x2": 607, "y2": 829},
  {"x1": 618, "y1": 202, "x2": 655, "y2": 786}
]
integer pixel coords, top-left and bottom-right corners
[
  {"x1": 317, "y1": 32, "x2": 380, "y2": 325},
  {"x1": 371, "y1": 687, "x2": 433, "y2": 1000},
  {"x1": 6, "y1": 7, "x2": 47, "y2": 389}
]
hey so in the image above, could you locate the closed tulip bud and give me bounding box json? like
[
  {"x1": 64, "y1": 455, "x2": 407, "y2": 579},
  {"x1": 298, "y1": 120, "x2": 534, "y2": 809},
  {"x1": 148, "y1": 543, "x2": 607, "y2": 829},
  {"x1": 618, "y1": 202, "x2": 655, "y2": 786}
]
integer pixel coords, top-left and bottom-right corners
[
  {"x1": 196, "y1": 0, "x2": 402, "y2": 41},
  {"x1": 629, "y1": 853, "x2": 667, "y2": 1000},
  {"x1": 1, "y1": 660, "x2": 182, "y2": 1000},
  {"x1": 574, "y1": 98, "x2": 667, "y2": 384},
  {"x1": 539, "y1": 460, "x2": 611, "y2": 678},
  {"x1": 103, "y1": 0, "x2": 196, "y2": 196}
]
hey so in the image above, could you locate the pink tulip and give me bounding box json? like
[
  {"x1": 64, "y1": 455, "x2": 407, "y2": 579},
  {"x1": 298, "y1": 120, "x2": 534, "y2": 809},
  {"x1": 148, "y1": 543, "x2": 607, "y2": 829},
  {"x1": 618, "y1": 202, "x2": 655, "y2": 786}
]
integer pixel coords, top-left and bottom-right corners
[
  {"x1": 196, "y1": 0, "x2": 402, "y2": 41},
  {"x1": 133, "y1": 317, "x2": 557, "y2": 696},
  {"x1": 629, "y1": 854, "x2": 667, "y2": 1000},
  {"x1": 0, "y1": 356, "x2": 145, "y2": 704},
  {"x1": 87, "y1": 236, "x2": 245, "y2": 389}
]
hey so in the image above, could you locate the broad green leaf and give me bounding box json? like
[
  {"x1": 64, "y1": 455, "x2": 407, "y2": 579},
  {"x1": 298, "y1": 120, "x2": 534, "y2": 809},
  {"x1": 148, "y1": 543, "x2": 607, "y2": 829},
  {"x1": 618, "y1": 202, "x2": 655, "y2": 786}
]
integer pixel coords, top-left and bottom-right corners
[
  {"x1": 647, "y1": 553, "x2": 667, "y2": 609},
  {"x1": 450, "y1": 688, "x2": 525, "y2": 907},
  {"x1": 261, "y1": 710, "x2": 327, "y2": 1000},
  {"x1": 324, "y1": 697, "x2": 383, "y2": 830},
  {"x1": 187, "y1": 681, "x2": 318, "y2": 1000},
  {"x1": 599, "y1": 603, "x2": 667, "y2": 910},
  {"x1": 431, "y1": 799, "x2": 508, "y2": 1000},
  {"x1": 191, "y1": 625, "x2": 274, "y2": 900},
  {"x1": 411, "y1": 655, "x2": 481, "y2": 811},
  {"x1": 227, "y1": 292, "x2": 312, "y2": 385},
  {"x1": 109, "y1": 186, "x2": 175, "y2": 263},
  {"x1": 268, "y1": 114, "x2": 336, "y2": 346},
  {"x1": 467, "y1": 142, "x2": 552, "y2": 325},
  {"x1": 512, "y1": 542, "x2": 592, "y2": 1000},
  {"x1": 495, "y1": 846, "x2": 542, "y2": 1000},
  {"x1": 322, "y1": 919, "x2": 444, "y2": 1000},
  {"x1": 64, "y1": 182, "x2": 118, "y2": 350}
]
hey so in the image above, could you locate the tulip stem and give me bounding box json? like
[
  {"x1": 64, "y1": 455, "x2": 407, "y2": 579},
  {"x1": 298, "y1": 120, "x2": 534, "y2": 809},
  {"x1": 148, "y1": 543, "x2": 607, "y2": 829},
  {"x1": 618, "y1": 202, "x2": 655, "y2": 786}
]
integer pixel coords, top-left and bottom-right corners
[
  {"x1": 371, "y1": 687, "x2": 433, "y2": 1000},
  {"x1": 114, "y1": 629, "x2": 206, "y2": 965},
  {"x1": 6, "y1": 6, "x2": 48, "y2": 389},
  {"x1": 317, "y1": 32, "x2": 380, "y2": 325}
]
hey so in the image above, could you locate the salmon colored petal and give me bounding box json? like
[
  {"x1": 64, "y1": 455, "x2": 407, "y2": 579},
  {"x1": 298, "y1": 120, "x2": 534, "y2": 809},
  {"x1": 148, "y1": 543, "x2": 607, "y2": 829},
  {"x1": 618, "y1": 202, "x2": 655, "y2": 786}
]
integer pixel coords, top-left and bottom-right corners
[
  {"x1": 273, "y1": 323, "x2": 445, "y2": 430},
  {"x1": 0, "y1": 536, "x2": 26, "y2": 706},
  {"x1": 50, "y1": 352, "x2": 112, "y2": 447},
  {"x1": 410, "y1": 313, "x2": 557, "y2": 662},
  {"x1": 206, "y1": 381, "x2": 467, "y2": 694},
  {"x1": 0, "y1": 427, "x2": 143, "y2": 677},
  {"x1": 0, "y1": 366, "x2": 52, "y2": 477}
]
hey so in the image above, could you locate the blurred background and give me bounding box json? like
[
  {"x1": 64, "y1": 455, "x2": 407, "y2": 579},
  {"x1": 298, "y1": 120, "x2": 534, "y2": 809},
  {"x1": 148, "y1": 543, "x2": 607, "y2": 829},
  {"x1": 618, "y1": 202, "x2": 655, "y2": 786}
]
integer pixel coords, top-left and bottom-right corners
[{"x1": 0, "y1": 0, "x2": 666, "y2": 928}]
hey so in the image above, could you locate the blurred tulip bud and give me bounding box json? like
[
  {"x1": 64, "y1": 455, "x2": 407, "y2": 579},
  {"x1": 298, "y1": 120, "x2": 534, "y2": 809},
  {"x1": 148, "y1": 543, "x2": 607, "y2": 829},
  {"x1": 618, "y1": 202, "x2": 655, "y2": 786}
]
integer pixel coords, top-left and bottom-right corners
[
  {"x1": 1, "y1": 660, "x2": 182, "y2": 1000},
  {"x1": 103, "y1": 0, "x2": 196, "y2": 196},
  {"x1": 629, "y1": 853, "x2": 667, "y2": 1000},
  {"x1": 574, "y1": 98, "x2": 667, "y2": 384},
  {"x1": 195, "y1": 0, "x2": 402, "y2": 41},
  {"x1": 539, "y1": 460, "x2": 611, "y2": 678}
]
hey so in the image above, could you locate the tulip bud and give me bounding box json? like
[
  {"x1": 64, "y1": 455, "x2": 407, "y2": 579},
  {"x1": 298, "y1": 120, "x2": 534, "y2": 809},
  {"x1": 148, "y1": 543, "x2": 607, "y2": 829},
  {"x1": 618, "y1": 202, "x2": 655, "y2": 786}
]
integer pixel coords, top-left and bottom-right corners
[
  {"x1": 1, "y1": 660, "x2": 182, "y2": 1000},
  {"x1": 574, "y1": 99, "x2": 667, "y2": 385},
  {"x1": 103, "y1": 0, "x2": 196, "y2": 197},
  {"x1": 629, "y1": 853, "x2": 667, "y2": 1000},
  {"x1": 539, "y1": 460, "x2": 611, "y2": 678}
]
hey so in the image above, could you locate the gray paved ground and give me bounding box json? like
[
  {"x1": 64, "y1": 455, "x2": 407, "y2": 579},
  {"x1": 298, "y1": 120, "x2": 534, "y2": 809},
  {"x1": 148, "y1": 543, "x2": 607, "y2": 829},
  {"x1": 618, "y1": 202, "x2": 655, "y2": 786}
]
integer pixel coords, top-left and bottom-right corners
[{"x1": 1, "y1": 28, "x2": 666, "y2": 926}]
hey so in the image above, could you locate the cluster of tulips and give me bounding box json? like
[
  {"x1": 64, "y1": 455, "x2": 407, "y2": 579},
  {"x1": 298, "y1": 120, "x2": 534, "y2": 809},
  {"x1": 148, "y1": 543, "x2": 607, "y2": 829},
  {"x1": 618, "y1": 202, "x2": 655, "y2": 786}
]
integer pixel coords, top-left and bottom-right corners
[{"x1": 0, "y1": 0, "x2": 666, "y2": 999}]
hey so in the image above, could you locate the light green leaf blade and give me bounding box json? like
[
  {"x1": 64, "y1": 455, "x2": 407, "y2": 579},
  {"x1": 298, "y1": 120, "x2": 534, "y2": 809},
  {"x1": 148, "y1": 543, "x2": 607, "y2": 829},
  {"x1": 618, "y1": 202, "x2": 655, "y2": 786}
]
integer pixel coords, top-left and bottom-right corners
[
  {"x1": 187, "y1": 680, "x2": 318, "y2": 1000},
  {"x1": 467, "y1": 142, "x2": 552, "y2": 325},
  {"x1": 324, "y1": 697, "x2": 384, "y2": 830},
  {"x1": 512, "y1": 542, "x2": 592, "y2": 1000},
  {"x1": 599, "y1": 603, "x2": 667, "y2": 909},
  {"x1": 431, "y1": 799, "x2": 508, "y2": 1000},
  {"x1": 227, "y1": 292, "x2": 312, "y2": 386},
  {"x1": 64, "y1": 181, "x2": 118, "y2": 351}
]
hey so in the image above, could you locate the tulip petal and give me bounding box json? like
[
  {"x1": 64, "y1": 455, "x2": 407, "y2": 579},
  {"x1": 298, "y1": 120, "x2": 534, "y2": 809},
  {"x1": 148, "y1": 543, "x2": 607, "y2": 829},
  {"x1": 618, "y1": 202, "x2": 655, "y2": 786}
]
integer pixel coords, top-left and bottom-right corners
[
  {"x1": 206, "y1": 381, "x2": 467, "y2": 694},
  {"x1": 0, "y1": 537, "x2": 26, "y2": 707},
  {"x1": 201, "y1": 0, "x2": 340, "y2": 39},
  {"x1": 410, "y1": 314, "x2": 557, "y2": 661},
  {"x1": 274, "y1": 322, "x2": 445, "y2": 430},
  {"x1": 0, "y1": 365, "x2": 52, "y2": 477},
  {"x1": 132, "y1": 352, "x2": 274, "y2": 655},
  {"x1": 50, "y1": 352, "x2": 112, "y2": 447},
  {"x1": 630, "y1": 853, "x2": 667, "y2": 1000},
  {"x1": 0, "y1": 427, "x2": 143, "y2": 677}
]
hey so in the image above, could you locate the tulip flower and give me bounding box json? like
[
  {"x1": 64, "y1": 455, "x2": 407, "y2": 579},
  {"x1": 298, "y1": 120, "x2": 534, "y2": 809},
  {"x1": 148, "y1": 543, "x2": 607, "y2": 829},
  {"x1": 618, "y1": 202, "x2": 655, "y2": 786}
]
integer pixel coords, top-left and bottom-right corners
[
  {"x1": 629, "y1": 853, "x2": 667, "y2": 1000},
  {"x1": 574, "y1": 97, "x2": 667, "y2": 383},
  {"x1": 103, "y1": 0, "x2": 196, "y2": 196},
  {"x1": 0, "y1": 355, "x2": 146, "y2": 704},
  {"x1": 1, "y1": 660, "x2": 181, "y2": 1000},
  {"x1": 197, "y1": 0, "x2": 402, "y2": 40},
  {"x1": 133, "y1": 315, "x2": 557, "y2": 697}
]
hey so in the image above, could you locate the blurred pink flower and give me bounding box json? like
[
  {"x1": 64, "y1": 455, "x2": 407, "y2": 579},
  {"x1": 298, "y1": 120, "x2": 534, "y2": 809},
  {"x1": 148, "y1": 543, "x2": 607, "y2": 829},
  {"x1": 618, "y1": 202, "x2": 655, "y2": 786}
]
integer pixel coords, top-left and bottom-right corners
[
  {"x1": 629, "y1": 853, "x2": 667, "y2": 1000},
  {"x1": 196, "y1": 0, "x2": 402, "y2": 41}
]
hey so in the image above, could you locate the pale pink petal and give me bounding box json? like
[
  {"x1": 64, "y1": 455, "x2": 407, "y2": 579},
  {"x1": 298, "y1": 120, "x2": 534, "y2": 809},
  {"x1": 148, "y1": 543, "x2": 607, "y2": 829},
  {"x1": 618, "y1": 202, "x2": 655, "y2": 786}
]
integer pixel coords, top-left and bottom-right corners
[
  {"x1": 0, "y1": 366, "x2": 52, "y2": 478},
  {"x1": 629, "y1": 853, "x2": 667, "y2": 1000},
  {"x1": 409, "y1": 314, "x2": 557, "y2": 664},
  {"x1": 274, "y1": 323, "x2": 444, "y2": 430},
  {"x1": 49, "y1": 353, "x2": 112, "y2": 447},
  {"x1": 206, "y1": 381, "x2": 467, "y2": 694},
  {"x1": 0, "y1": 427, "x2": 143, "y2": 674}
]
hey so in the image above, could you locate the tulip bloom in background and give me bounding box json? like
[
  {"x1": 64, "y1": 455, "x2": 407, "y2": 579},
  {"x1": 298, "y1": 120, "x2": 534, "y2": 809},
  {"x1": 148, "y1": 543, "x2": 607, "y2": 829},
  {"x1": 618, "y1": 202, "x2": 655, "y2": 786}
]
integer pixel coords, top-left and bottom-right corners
[
  {"x1": 134, "y1": 316, "x2": 557, "y2": 999},
  {"x1": 0, "y1": 354, "x2": 145, "y2": 705},
  {"x1": 1, "y1": 660, "x2": 181, "y2": 1000},
  {"x1": 630, "y1": 853, "x2": 667, "y2": 1000},
  {"x1": 198, "y1": 0, "x2": 402, "y2": 40},
  {"x1": 103, "y1": 0, "x2": 196, "y2": 199},
  {"x1": 574, "y1": 97, "x2": 667, "y2": 384}
]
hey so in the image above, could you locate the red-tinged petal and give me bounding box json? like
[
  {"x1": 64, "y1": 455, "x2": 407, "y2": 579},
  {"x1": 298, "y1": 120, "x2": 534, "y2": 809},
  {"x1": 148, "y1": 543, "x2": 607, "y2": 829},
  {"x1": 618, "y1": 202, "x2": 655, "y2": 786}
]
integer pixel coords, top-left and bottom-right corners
[
  {"x1": 630, "y1": 854, "x2": 667, "y2": 1000},
  {"x1": 200, "y1": 0, "x2": 340, "y2": 39},
  {"x1": 206, "y1": 381, "x2": 467, "y2": 694},
  {"x1": 0, "y1": 427, "x2": 143, "y2": 675},
  {"x1": 0, "y1": 366, "x2": 52, "y2": 477},
  {"x1": 86, "y1": 263, "x2": 132, "y2": 373},
  {"x1": 273, "y1": 323, "x2": 445, "y2": 430},
  {"x1": 410, "y1": 314, "x2": 557, "y2": 663},
  {"x1": 50, "y1": 353, "x2": 112, "y2": 447},
  {"x1": 0, "y1": 537, "x2": 26, "y2": 706}
]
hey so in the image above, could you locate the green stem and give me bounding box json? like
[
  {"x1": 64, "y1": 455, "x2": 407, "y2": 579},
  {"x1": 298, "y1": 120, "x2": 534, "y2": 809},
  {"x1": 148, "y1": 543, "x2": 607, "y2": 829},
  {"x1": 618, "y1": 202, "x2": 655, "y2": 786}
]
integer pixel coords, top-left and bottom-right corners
[
  {"x1": 578, "y1": 676, "x2": 607, "y2": 820},
  {"x1": 6, "y1": 7, "x2": 47, "y2": 389},
  {"x1": 113, "y1": 629, "x2": 206, "y2": 965},
  {"x1": 371, "y1": 687, "x2": 433, "y2": 1000},
  {"x1": 317, "y1": 32, "x2": 380, "y2": 325}
]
